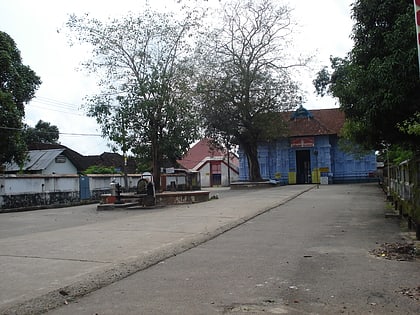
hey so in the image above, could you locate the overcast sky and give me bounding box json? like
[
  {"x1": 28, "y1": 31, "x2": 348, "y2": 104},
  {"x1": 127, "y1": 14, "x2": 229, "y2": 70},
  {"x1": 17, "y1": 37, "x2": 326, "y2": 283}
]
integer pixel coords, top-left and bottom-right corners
[{"x1": 1, "y1": 0, "x2": 354, "y2": 155}]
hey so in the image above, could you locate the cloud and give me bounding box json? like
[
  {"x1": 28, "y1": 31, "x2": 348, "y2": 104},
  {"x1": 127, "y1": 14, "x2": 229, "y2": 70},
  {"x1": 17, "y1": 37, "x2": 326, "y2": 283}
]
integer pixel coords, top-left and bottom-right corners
[
  {"x1": 290, "y1": 0, "x2": 354, "y2": 108},
  {"x1": 1, "y1": 0, "x2": 354, "y2": 155}
]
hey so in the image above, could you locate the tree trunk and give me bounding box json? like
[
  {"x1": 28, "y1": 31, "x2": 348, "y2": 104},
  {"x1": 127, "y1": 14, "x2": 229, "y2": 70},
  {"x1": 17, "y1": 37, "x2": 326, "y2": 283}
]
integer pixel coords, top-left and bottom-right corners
[
  {"x1": 151, "y1": 137, "x2": 161, "y2": 192},
  {"x1": 241, "y1": 139, "x2": 262, "y2": 182}
]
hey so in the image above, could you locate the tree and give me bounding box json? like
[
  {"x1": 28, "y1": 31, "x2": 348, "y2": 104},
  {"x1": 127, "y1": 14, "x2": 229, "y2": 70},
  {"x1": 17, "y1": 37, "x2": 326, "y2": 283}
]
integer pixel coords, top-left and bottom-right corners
[
  {"x1": 398, "y1": 112, "x2": 420, "y2": 136},
  {"x1": 83, "y1": 165, "x2": 117, "y2": 175},
  {"x1": 65, "y1": 6, "x2": 203, "y2": 188},
  {"x1": 0, "y1": 31, "x2": 41, "y2": 165},
  {"x1": 24, "y1": 120, "x2": 59, "y2": 145},
  {"x1": 314, "y1": 0, "x2": 420, "y2": 150},
  {"x1": 197, "y1": 0, "x2": 304, "y2": 181}
]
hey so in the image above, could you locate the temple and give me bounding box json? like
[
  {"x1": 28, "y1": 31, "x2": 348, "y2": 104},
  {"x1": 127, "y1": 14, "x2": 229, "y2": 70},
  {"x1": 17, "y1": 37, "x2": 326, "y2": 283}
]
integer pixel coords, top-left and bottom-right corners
[{"x1": 238, "y1": 106, "x2": 377, "y2": 184}]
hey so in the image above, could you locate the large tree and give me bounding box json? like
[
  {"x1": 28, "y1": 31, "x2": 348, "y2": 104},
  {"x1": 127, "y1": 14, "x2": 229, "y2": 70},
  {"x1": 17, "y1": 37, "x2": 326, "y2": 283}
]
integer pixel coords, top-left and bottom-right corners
[
  {"x1": 65, "y1": 7, "x2": 202, "y2": 188},
  {"x1": 0, "y1": 31, "x2": 41, "y2": 165},
  {"x1": 314, "y1": 0, "x2": 420, "y2": 150},
  {"x1": 23, "y1": 120, "x2": 60, "y2": 145},
  {"x1": 197, "y1": 0, "x2": 304, "y2": 181}
]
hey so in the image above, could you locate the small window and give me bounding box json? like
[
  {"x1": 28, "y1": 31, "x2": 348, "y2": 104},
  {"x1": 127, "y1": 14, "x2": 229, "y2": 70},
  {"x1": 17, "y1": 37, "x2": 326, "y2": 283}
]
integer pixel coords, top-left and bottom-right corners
[
  {"x1": 55, "y1": 155, "x2": 66, "y2": 163},
  {"x1": 211, "y1": 163, "x2": 221, "y2": 174}
]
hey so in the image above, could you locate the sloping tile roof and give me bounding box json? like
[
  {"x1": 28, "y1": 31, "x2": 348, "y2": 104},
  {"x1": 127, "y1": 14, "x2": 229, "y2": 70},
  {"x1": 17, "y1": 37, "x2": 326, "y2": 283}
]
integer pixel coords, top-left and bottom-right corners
[
  {"x1": 178, "y1": 139, "x2": 239, "y2": 170},
  {"x1": 178, "y1": 139, "x2": 222, "y2": 170},
  {"x1": 85, "y1": 152, "x2": 137, "y2": 173},
  {"x1": 283, "y1": 107, "x2": 345, "y2": 137}
]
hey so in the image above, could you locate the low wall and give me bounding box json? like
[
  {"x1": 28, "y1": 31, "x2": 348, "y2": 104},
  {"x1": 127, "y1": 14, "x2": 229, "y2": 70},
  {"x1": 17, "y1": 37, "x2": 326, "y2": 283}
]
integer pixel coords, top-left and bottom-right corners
[
  {"x1": 0, "y1": 174, "x2": 145, "y2": 211},
  {"x1": 0, "y1": 191, "x2": 80, "y2": 212},
  {"x1": 97, "y1": 190, "x2": 210, "y2": 210},
  {"x1": 0, "y1": 175, "x2": 79, "y2": 194},
  {"x1": 230, "y1": 181, "x2": 276, "y2": 189},
  {"x1": 155, "y1": 191, "x2": 209, "y2": 205},
  {"x1": 386, "y1": 157, "x2": 420, "y2": 240}
]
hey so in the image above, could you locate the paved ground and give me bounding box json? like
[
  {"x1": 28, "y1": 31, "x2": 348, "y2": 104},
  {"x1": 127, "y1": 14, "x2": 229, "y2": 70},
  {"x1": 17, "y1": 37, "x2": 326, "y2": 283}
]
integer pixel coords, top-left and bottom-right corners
[
  {"x1": 46, "y1": 183, "x2": 420, "y2": 315},
  {"x1": 0, "y1": 184, "x2": 314, "y2": 315}
]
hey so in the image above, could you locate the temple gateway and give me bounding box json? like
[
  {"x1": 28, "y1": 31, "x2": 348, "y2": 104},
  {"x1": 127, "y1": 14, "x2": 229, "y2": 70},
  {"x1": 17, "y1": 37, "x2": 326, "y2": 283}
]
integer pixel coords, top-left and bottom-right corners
[{"x1": 238, "y1": 106, "x2": 377, "y2": 184}]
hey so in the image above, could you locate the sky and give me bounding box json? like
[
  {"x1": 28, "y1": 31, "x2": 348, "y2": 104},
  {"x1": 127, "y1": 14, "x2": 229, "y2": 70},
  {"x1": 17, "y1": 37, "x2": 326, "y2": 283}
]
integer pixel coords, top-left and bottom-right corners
[{"x1": 1, "y1": 0, "x2": 354, "y2": 155}]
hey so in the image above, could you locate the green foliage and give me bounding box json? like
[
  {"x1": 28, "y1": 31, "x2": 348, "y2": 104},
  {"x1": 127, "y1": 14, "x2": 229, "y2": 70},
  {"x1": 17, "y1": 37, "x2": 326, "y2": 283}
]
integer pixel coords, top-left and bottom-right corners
[
  {"x1": 338, "y1": 119, "x2": 378, "y2": 156},
  {"x1": 65, "y1": 6, "x2": 203, "y2": 186},
  {"x1": 197, "y1": 0, "x2": 305, "y2": 181},
  {"x1": 387, "y1": 145, "x2": 414, "y2": 165},
  {"x1": 24, "y1": 120, "x2": 60, "y2": 145},
  {"x1": 314, "y1": 0, "x2": 420, "y2": 150},
  {"x1": 313, "y1": 66, "x2": 330, "y2": 97},
  {"x1": 398, "y1": 112, "x2": 420, "y2": 136},
  {"x1": 337, "y1": 118, "x2": 375, "y2": 159},
  {"x1": 83, "y1": 165, "x2": 117, "y2": 174},
  {"x1": 0, "y1": 91, "x2": 26, "y2": 165},
  {"x1": 0, "y1": 31, "x2": 41, "y2": 165}
]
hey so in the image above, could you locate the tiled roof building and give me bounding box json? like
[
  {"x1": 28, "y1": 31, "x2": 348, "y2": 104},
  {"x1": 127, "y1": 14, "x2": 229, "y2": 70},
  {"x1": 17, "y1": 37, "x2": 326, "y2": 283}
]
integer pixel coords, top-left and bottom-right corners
[
  {"x1": 285, "y1": 107, "x2": 345, "y2": 136},
  {"x1": 178, "y1": 139, "x2": 239, "y2": 187},
  {"x1": 239, "y1": 106, "x2": 377, "y2": 184},
  {"x1": 5, "y1": 143, "x2": 138, "y2": 174}
]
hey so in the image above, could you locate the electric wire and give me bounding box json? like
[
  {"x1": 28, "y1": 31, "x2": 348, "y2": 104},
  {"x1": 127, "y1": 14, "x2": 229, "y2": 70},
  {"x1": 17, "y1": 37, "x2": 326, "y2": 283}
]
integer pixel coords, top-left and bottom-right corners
[
  {"x1": 30, "y1": 102, "x2": 87, "y2": 116},
  {"x1": 18, "y1": 95, "x2": 101, "y2": 137},
  {"x1": 0, "y1": 126, "x2": 103, "y2": 137},
  {"x1": 30, "y1": 96, "x2": 87, "y2": 116}
]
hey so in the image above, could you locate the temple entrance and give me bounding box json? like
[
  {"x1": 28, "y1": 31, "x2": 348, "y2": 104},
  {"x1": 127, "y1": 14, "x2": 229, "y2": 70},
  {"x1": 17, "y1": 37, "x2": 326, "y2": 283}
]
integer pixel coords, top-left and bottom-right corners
[
  {"x1": 296, "y1": 150, "x2": 311, "y2": 184},
  {"x1": 210, "y1": 161, "x2": 222, "y2": 186}
]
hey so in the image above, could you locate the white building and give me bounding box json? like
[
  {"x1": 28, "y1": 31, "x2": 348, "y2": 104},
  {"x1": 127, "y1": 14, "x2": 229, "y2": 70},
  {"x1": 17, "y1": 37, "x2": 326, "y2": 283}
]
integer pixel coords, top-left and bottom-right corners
[{"x1": 177, "y1": 139, "x2": 239, "y2": 187}]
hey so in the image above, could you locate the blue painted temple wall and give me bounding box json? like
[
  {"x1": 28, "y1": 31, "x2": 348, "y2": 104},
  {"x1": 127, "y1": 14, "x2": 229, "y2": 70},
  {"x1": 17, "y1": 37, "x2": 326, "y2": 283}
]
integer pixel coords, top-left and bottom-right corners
[{"x1": 238, "y1": 135, "x2": 377, "y2": 184}]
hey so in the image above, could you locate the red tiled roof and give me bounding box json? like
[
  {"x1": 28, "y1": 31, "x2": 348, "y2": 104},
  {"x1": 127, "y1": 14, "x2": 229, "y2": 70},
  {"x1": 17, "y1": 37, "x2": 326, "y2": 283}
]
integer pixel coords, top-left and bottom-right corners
[
  {"x1": 178, "y1": 139, "x2": 223, "y2": 170},
  {"x1": 283, "y1": 108, "x2": 345, "y2": 137},
  {"x1": 179, "y1": 109, "x2": 343, "y2": 169},
  {"x1": 178, "y1": 139, "x2": 239, "y2": 170}
]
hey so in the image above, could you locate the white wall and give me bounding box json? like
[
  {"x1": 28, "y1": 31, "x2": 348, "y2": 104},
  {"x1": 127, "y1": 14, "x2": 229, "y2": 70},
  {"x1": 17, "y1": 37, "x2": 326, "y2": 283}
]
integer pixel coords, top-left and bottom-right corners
[
  {"x1": 0, "y1": 175, "x2": 79, "y2": 194},
  {"x1": 199, "y1": 164, "x2": 211, "y2": 187},
  {"x1": 0, "y1": 174, "x2": 147, "y2": 196},
  {"x1": 87, "y1": 174, "x2": 145, "y2": 191},
  {"x1": 198, "y1": 162, "x2": 239, "y2": 187},
  {"x1": 221, "y1": 163, "x2": 239, "y2": 186},
  {"x1": 0, "y1": 174, "x2": 151, "y2": 209},
  {"x1": 43, "y1": 176, "x2": 79, "y2": 192},
  {"x1": 44, "y1": 156, "x2": 78, "y2": 174}
]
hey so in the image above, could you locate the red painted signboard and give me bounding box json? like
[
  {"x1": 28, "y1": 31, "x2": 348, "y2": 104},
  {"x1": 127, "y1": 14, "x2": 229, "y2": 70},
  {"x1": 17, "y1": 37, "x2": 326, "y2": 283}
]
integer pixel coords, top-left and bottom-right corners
[{"x1": 290, "y1": 137, "x2": 315, "y2": 148}]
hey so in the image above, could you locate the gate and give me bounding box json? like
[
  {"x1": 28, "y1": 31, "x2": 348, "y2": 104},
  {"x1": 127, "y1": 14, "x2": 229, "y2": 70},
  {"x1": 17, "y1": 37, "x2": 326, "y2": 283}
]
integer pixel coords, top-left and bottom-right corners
[{"x1": 79, "y1": 176, "x2": 91, "y2": 200}]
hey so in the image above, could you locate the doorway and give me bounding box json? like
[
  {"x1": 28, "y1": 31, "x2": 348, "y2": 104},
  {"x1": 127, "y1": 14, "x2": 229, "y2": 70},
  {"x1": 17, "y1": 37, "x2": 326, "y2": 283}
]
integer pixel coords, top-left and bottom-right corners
[
  {"x1": 210, "y1": 161, "x2": 222, "y2": 186},
  {"x1": 296, "y1": 150, "x2": 311, "y2": 184},
  {"x1": 79, "y1": 176, "x2": 91, "y2": 200}
]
